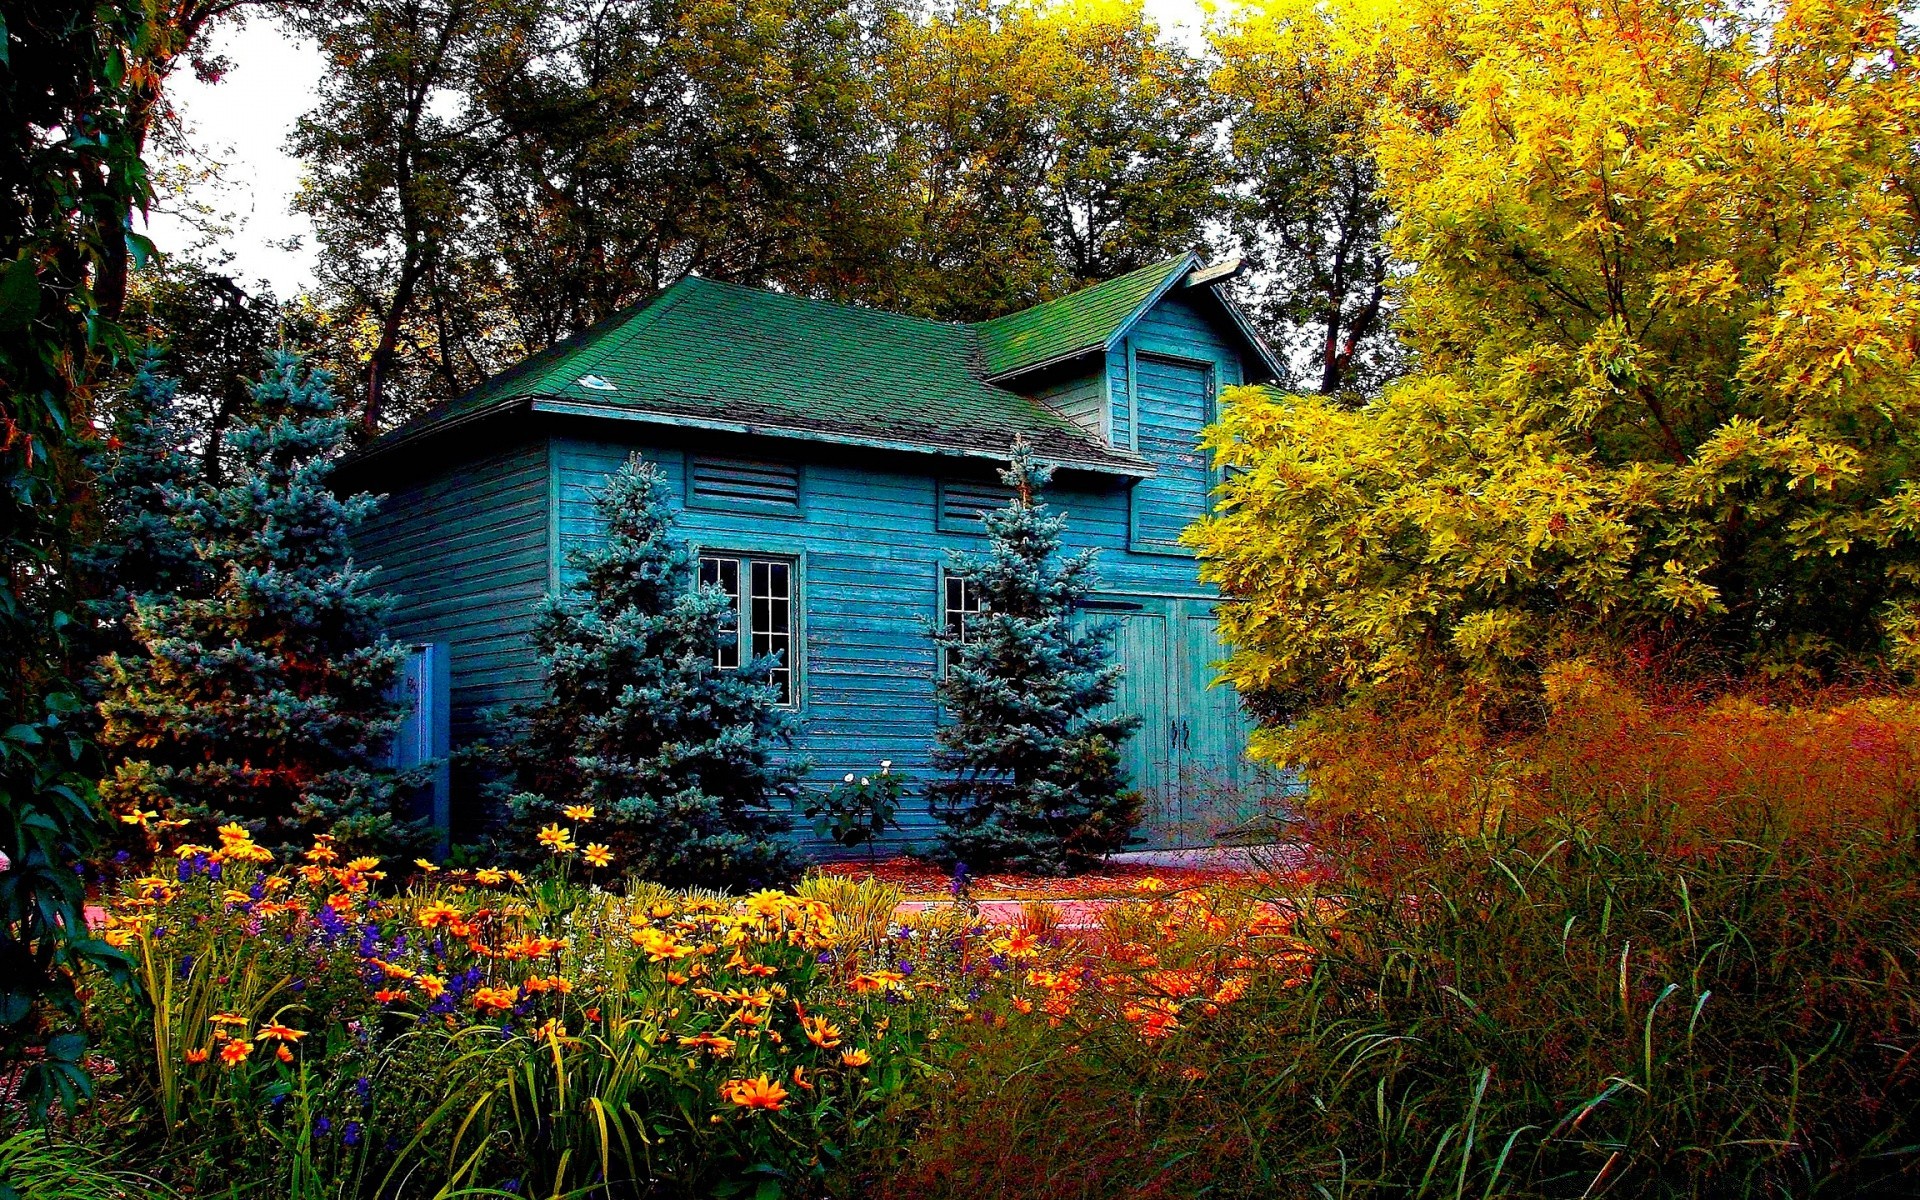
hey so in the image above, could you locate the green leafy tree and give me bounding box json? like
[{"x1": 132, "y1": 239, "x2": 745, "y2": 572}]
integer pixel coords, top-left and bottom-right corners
[
  {"x1": 284, "y1": 0, "x2": 1228, "y2": 420},
  {"x1": 1190, "y1": 0, "x2": 1920, "y2": 770},
  {"x1": 123, "y1": 262, "x2": 310, "y2": 484},
  {"x1": 1, "y1": 0, "x2": 157, "y2": 1120},
  {"x1": 867, "y1": 0, "x2": 1224, "y2": 321},
  {"x1": 96, "y1": 354, "x2": 419, "y2": 856},
  {"x1": 1211, "y1": 0, "x2": 1419, "y2": 396},
  {"x1": 506, "y1": 455, "x2": 800, "y2": 888},
  {"x1": 928, "y1": 442, "x2": 1139, "y2": 874}
]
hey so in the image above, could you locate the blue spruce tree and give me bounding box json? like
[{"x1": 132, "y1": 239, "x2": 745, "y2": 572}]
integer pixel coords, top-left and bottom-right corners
[
  {"x1": 95, "y1": 354, "x2": 418, "y2": 857},
  {"x1": 507, "y1": 454, "x2": 799, "y2": 887},
  {"x1": 80, "y1": 353, "x2": 206, "y2": 657},
  {"x1": 928, "y1": 441, "x2": 1141, "y2": 874}
]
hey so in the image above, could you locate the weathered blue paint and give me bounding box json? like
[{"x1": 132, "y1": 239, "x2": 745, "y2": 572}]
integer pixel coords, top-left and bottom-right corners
[{"x1": 349, "y1": 271, "x2": 1282, "y2": 854}]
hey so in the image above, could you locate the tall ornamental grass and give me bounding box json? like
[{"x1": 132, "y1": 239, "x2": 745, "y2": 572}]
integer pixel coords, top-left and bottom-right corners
[{"x1": 892, "y1": 696, "x2": 1920, "y2": 1199}]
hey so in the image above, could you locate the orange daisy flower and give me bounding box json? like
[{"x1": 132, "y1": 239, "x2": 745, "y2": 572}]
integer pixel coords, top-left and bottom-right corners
[
  {"x1": 722, "y1": 1074, "x2": 788, "y2": 1111},
  {"x1": 801, "y1": 1015, "x2": 842, "y2": 1049}
]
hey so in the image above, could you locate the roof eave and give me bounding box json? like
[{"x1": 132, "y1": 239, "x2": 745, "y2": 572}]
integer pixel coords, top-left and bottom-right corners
[
  {"x1": 1204, "y1": 284, "x2": 1288, "y2": 384},
  {"x1": 336, "y1": 394, "x2": 531, "y2": 477},
  {"x1": 528, "y1": 398, "x2": 1155, "y2": 479},
  {"x1": 1097, "y1": 250, "x2": 1205, "y2": 356}
]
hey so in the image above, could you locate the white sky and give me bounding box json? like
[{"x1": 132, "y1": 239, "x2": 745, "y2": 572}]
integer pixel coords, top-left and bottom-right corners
[{"x1": 142, "y1": 0, "x2": 1218, "y2": 300}]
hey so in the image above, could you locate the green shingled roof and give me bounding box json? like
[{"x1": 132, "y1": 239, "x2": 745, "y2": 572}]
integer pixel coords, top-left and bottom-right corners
[
  {"x1": 369, "y1": 258, "x2": 1223, "y2": 473},
  {"x1": 973, "y1": 254, "x2": 1199, "y2": 380}
]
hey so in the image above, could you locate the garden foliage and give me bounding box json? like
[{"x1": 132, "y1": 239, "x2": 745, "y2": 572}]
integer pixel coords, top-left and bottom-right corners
[
  {"x1": 503, "y1": 454, "x2": 800, "y2": 888},
  {"x1": 1190, "y1": 0, "x2": 1920, "y2": 768},
  {"x1": 94, "y1": 354, "x2": 417, "y2": 858},
  {"x1": 87, "y1": 828, "x2": 943, "y2": 1198},
  {"x1": 927, "y1": 443, "x2": 1140, "y2": 874}
]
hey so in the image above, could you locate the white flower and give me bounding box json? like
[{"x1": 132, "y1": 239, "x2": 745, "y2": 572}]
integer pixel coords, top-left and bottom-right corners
[
  {"x1": 860, "y1": 778, "x2": 870, "y2": 787},
  {"x1": 880, "y1": 760, "x2": 892, "y2": 773},
  {"x1": 844, "y1": 773, "x2": 855, "y2": 783},
  {"x1": 0, "y1": 848, "x2": 9, "y2": 873}
]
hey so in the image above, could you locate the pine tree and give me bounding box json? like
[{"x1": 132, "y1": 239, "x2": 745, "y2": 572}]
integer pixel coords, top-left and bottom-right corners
[
  {"x1": 928, "y1": 441, "x2": 1141, "y2": 874},
  {"x1": 506, "y1": 454, "x2": 799, "y2": 888},
  {"x1": 96, "y1": 353, "x2": 418, "y2": 857},
  {"x1": 80, "y1": 352, "x2": 206, "y2": 664}
]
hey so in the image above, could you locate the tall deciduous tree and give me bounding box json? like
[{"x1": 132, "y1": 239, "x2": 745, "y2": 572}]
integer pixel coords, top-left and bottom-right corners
[
  {"x1": 289, "y1": 0, "x2": 505, "y2": 433},
  {"x1": 504, "y1": 455, "x2": 800, "y2": 888},
  {"x1": 928, "y1": 443, "x2": 1139, "y2": 874},
  {"x1": 96, "y1": 354, "x2": 419, "y2": 857},
  {"x1": 1211, "y1": 0, "x2": 1423, "y2": 396},
  {"x1": 1191, "y1": 0, "x2": 1920, "y2": 767},
  {"x1": 284, "y1": 0, "x2": 1225, "y2": 422}
]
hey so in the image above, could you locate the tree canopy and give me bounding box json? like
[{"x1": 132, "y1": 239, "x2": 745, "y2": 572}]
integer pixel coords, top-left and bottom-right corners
[{"x1": 1191, "y1": 0, "x2": 1920, "y2": 765}]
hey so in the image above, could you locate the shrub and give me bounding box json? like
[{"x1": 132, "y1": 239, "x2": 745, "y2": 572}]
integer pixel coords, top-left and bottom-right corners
[{"x1": 806, "y1": 762, "x2": 908, "y2": 856}]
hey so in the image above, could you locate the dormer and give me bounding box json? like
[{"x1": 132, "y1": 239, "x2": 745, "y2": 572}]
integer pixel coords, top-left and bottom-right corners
[{"x1": 972, "y1": 253, "x2": 1284, "y2": 449}]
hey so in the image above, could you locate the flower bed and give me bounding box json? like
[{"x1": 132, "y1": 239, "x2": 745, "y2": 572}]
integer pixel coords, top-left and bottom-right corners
[{"x1": 65, "y1": 826, "x2": 1281, "y2": 1198}]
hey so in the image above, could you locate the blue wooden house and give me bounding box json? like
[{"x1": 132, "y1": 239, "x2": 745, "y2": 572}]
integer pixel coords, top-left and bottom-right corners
[{"x1": 342, "y1": 252, "x2": 1284, "y2": 852}]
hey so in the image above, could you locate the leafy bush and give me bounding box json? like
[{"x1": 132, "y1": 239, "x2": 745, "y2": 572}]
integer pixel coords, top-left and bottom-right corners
[{"x1": 806, "y1": 763, "x2": 907, "y2": 855}]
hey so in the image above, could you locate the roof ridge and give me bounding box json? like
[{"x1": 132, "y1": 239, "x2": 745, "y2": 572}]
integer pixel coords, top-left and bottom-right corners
[{"x1": 676, "y1": 274, "x2": 973, "y2": 333}]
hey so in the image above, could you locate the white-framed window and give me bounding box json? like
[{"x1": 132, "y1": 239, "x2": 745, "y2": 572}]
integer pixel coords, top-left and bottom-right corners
[
  {"x1": 942, "y1": 571, "x2": 985, "y2": 673},
  {"x1": 700, "y1": 553, "x2": 795, "y2": 706}
]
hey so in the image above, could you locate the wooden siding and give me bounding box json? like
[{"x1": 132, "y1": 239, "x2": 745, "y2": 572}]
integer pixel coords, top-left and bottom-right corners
[
  {"x1": 1031, "y1": 370, "x2": 1106, "y2": 442},
  {"x1": 548, "y1": 434, "x2": 1219, "y2": 851},
  {"x1": 354, "y1": 440, "x2": 550, "y2": 750},
  {"x1": 1118, "y1": 291, "x2": 1244, "y2": 554}
]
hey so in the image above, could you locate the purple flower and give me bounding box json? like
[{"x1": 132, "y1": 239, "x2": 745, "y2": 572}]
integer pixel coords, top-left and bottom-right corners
[
  {"x1": 114, "y1": 850, "x2": 130, "y2": 865},
  {"x1": 177, "y1": 955, "x2": 196, "y2": 980},
  {"x1": 249, "y1": 880, "x2": 267, "y2": 901},
  {"x1": 355, "y1": 1076, "x2": 372, "y2": 1102},
  {"x1": 342, "y1": 1121, "x2": 362, "y2": 1148},
  {"x1": 314, "y1": 1116, "x2": 332, "y2": 1137}
]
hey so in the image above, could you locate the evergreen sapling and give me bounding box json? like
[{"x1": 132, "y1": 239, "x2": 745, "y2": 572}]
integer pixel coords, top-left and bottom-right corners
[
  {"x1": 927, "y1": 441, "x2": 1140, "y2": 873},
  {"x1": 505, "y1": 454, "x2": 800, "y2": 888}
]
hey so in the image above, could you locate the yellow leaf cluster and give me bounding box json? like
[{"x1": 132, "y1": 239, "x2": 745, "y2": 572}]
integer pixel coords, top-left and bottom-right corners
[{"x1": 1191, "y1": 0, "x2": 1920, "y2": 762}]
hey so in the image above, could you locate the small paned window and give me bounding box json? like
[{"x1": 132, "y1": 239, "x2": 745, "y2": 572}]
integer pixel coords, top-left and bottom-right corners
[
  {"x1": 699, "y1": 556, "x2": 741, "y2": 669},
  {"x1": 699, "y1": 553, "x2": 795, "y2": 705},
  {"x1": 942, "y1": 573, "x2": 985, "y2": 672}
]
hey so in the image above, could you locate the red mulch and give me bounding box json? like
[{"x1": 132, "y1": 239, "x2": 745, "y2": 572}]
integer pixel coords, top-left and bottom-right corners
[{"x1": 812, "y1": 855, "x2": 1265, "y2": 899}]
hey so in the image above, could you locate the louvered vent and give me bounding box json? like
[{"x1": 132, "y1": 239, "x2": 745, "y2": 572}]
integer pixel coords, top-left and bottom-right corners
[
  {"x1": 689, "y1": 457, "x2": 800, "y2": 511},
  {"x1": 938, "y1": 479, "x2": 1014, "y2": 533}
]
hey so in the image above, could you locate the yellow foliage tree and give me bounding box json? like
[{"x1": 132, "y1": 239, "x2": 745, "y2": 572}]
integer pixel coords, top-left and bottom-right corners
[{"x1": 1189, "y1": 0, "x2": 1920, "y2": 766}]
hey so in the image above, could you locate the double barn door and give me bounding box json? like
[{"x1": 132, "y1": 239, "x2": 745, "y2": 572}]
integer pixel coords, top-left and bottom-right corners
[{"x1": 1089, "y1": 596, "x2": 1266, "y2": 849}]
